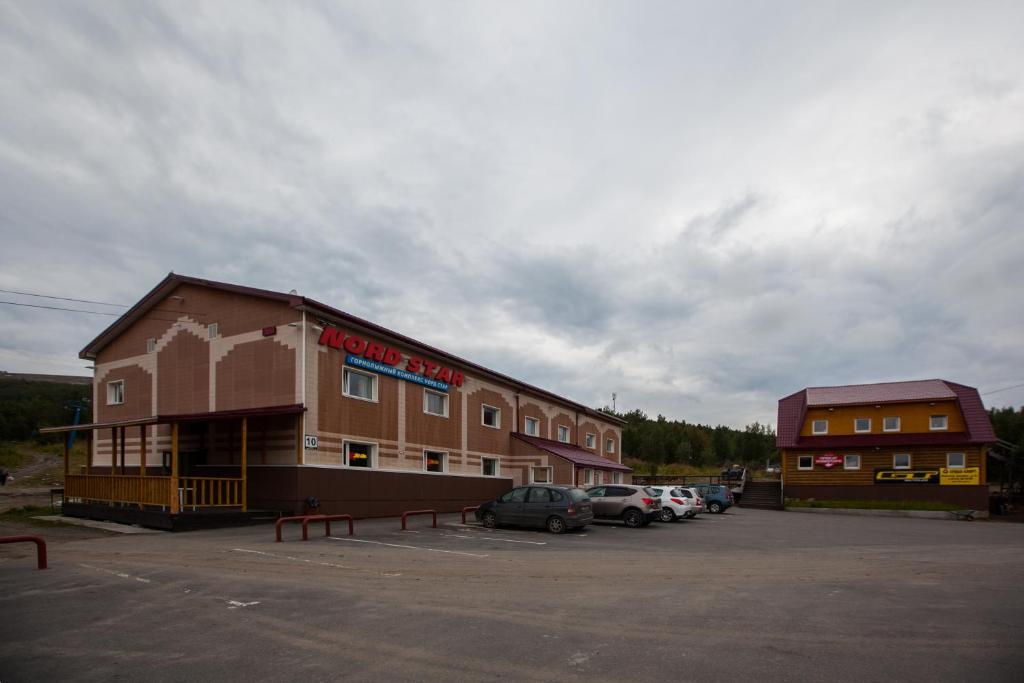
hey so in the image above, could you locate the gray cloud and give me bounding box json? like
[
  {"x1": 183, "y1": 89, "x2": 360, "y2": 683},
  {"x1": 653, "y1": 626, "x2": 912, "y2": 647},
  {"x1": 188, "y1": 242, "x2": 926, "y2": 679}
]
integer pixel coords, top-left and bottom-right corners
[{"x1": 2, "y1": 1, "x2": 1024, "y2": 427}]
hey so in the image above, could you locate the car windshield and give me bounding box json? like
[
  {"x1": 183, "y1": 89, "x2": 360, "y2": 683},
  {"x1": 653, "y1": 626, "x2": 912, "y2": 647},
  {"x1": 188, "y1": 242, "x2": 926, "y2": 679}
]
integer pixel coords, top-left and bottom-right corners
[
  {"x1": 643, "y1": 487, "x2": 660, "y2": 497},
  {"x1": 568, "y1": 488, "x2": 590, "y2": 502}
]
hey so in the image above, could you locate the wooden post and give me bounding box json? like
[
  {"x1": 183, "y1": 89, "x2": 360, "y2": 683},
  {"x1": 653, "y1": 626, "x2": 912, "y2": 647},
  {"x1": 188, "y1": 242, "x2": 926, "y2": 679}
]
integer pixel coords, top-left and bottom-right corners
[
  {"x1": 240, "y1": 417, "x2": 248, "y2": 512},
  {"x1": 111, "y1": 427, "x2": 118, "y2": 474},
  {"x1": 139, "y1": 424, "x2": 147, "y2": 477},
  {"x1": 170, "y1": 422, "x2": 180, "y2": 514}
]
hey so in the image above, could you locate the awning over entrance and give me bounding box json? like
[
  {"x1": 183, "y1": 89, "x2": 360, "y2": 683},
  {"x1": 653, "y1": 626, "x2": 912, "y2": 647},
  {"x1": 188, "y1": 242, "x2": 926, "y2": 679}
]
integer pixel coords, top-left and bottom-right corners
[{"x1": 512, "y1": 433, "x2": 632, "y2": 472}]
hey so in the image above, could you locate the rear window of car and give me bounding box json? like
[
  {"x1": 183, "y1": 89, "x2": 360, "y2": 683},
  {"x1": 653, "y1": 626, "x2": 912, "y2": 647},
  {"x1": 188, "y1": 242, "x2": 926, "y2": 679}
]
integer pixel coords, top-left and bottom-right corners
[
  {"x1": 568, "y1": 488, "x2": 590, "y2": 502},
  {"x1": 643, "y1": 487, "x2": 659, "y2": 497},
  {"x1": 651, "y1": 488, "x2": 664, "y2": 496}
]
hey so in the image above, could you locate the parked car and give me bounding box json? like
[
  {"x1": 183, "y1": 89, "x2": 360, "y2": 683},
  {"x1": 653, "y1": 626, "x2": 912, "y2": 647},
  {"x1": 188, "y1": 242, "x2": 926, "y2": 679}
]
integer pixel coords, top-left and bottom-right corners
[
  {"x1": 650, "y1": 486, "x2": 702, "y2": 522},
  {"x1": 585, "y1": 484, "x2": 662, "y2": 527},
  {"x1": 475, "y1": 485, "x2": 593, "y2": 533},
  {"x1": 692, "y1": 483, "x2": 734, "y2": 514}
]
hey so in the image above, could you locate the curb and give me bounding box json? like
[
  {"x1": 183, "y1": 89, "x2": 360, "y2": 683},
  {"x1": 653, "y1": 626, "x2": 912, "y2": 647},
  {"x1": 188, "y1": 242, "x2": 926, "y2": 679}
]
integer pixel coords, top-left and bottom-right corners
[{"x1": 785, "y1": 507, "x2": 989, "y2": 520}]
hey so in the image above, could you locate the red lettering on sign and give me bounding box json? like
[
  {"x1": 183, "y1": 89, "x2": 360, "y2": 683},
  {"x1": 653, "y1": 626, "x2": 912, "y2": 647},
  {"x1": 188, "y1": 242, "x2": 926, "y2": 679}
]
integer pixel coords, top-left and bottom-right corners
[
  {"x1": 451, "y1": 371, "x2": 464, "y2": 387},
  {"x1": 383, "y1": 348, "x2": 402, "y2": 366},
  {"x1": 364, "y1": 342, "x2": 386, "y2": 362},
  {"x1": 406, "y1": 357, "x2": 422, "y2": 373},
  {"x1": 435, "y1": 367, "x2": 452, "y2": 383},
  {"x1": 343, "y1": 335, "x2": 368, "y2": 355},
  {"x1": 422, "y1": 359, "x2": 438, "y2": 378},
  {"x1": 318, "y1": 327, "x2": 345, "y2": 349}
]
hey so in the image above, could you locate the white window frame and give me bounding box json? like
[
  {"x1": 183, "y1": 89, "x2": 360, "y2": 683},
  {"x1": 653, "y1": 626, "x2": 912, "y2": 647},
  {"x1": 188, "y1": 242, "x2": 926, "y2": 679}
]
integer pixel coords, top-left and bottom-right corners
[
  {"x1": 423, "y1": 389, "x2": 449, "y2": 417},
  {"x1": 208, "y1": 322, "x2": 219, "y2": 339},
  {"x1": 557, "y1": 425, "x2": 570, "y2": 443},
  {"x1": 524, "y1": 416, "x2": 539, "y2": 436},
  {"x1": 146, "y1": 338, "x2": 156, "y2": 353},
  {"x1": 812, "y1": 419, "x2": 828, "y2": 435},
  {"x1": 530, "y1": 466, "x2": 553, "y2": 484},
  {"x1": 106, "y1": 380, "x2": 124, "y2": 406},
  {"x1": 481, "y1": 404, "x2": 501, "y2": 429},
  {"x1": 798, "y1": 455, "x2": 813, "y2": 470},
  {"x1": 343, "y1": 366, "x2": 378, "y2": 402},
  {"x1": 883, "y1": 416, "x2": 901, "y2": 432},
  {"x1": 854, "y1": 418, "x2": 871, "y2": 433},
  {"x1": 946, "y1": 452, "x2": 966, "y2": 469},
  {"x1": 423, "y1": 450, "x2": 448, "y2": 473},
  {"x1": 586, "y1": 432, "x2": 596, "y2": 449},
  {"x1": 844, "y1": 454, "x2": 861, "y2": 470},
  {"x1": 481, "y1": 456, "x2": 500, "y2": 477},
  {"x1": 612, "y1": 472, "x2": 622, "y2": 484},
  {"x1": 930, "y1": 415, "x2": 948, "y2": 431},
  {"x1": 893, "y1": 453, "x2": 911, "y2": 470},
  {"x1": 595, "y1": 470, "x2": 604, "y2": 485},
  {"x1": 583, "y1": 468, "x2": 593, "y2": 485},
  {"x1": 343, "y1": 440, "x2": 377, "y2": 469},
  {"x1": 605, "y1": 438, "x2": 615, "y2": 454}
]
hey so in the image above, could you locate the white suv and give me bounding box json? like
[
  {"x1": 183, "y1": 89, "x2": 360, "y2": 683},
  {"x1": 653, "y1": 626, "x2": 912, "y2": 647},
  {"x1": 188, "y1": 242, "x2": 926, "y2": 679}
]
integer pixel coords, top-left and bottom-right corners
[{"x1": 651, "y1": 486, "x2": 703, "y2": 522}]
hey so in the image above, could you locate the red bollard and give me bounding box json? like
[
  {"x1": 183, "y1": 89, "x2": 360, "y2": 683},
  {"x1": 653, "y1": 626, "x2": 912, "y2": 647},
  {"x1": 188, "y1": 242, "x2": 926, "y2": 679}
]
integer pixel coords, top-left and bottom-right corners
[{"x1": 0, "y1": 535, "x2": 47, "y2": 569}]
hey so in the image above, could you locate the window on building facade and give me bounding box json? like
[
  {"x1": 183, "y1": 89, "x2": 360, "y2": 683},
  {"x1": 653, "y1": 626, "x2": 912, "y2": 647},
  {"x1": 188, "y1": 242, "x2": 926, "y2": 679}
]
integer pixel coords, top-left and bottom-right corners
[
  {"x1": 605, "y1": 438, "x2": 615, "y2": 454},
  {"x1": 345, "y1": 441, "x2": 376, "y2": 468},
  {"x1": 343, "y1": 367, "x2": 377, "y2": 401},
  {"x1": 106, "y1": 380, "x2": 124, "y2": 406},
  {"x1": 557, "y1": 425, "x2": 570, "y2": 443},
  {"x1": 146, "y1": 338, "x2": 156, "y2": 353},
  {"x1": 798, "y1": 455, "x2": 813, "y2": 470},
  {"x1": 612, "y1": 472, "x2": 622, "y2": 484},
  {"x1": 595, "y1": 471, "x2": 603, "y2": 485},
  {"x1": 844, "y1": 454, "x2": 861, "y2": 470},
  {"x1": 482, "y1": 404, "x2": 500, "y2": 429},
  {"x1": 812, "y1": 419, "x2": 828, "y2": 435},
  {"x1": 586, "y1": 433, "x2": 596, "y2": 449},
  {"x1": 531, "y1": 466, "x2": 552, "y2": 484},
  {"x1": 424, "y1": 450, "x2": 447, "y2": 473},
  {"x1": 883, "y1": 416, "x2": 900, "y2": 432},
  {"x1": 524, "y1": 416, "x2": 539, "y2": 436},
  {"x1": 946, "y1": 452, "x2": 965, "y2": 469},
  {"x1": 893, "y1": 453, "x2": 911, "y2": 469},
  {"x1": 482, "y1": 457, "x2": 499, "y2": 476},
  {"x1": 854, "y1": 418, "x2": 871, "y2": 433},
  {"x1": 930, "y1": 415, "x2": 948, "y2": 431},
  {"x1": 208, "y1": 323, "x2": 218, "y2": 339},
  {"x1": 423, "y1": 390, "x2": 448, "y2": 417},
  {"x1": 584, "y1": 468, "x2": 593, "y2": 485}
]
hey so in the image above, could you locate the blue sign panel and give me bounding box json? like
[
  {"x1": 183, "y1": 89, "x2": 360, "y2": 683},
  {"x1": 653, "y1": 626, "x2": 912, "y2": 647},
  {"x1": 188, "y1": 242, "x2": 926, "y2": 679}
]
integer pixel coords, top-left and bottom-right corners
[{"x1": 345, "y1": 355, "x2": 449, "y2": 392}]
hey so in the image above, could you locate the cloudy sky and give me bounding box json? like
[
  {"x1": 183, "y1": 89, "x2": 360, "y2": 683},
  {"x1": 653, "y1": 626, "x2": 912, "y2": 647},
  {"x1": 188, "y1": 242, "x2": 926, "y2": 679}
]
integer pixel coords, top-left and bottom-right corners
[{"x1": 2, "y1": 1, "x2": 1023, "y2": 429}]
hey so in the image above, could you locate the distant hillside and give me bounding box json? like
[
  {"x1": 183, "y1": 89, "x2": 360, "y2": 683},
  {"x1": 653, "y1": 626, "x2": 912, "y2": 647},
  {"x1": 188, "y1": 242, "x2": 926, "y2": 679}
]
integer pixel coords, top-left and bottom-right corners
[{"x1": 0, "y1": 374, "x2": 93, "y2": 440}]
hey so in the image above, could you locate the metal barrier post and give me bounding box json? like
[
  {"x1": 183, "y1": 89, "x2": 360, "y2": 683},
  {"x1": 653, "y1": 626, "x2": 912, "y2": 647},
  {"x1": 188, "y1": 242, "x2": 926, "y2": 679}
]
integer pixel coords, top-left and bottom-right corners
[
  {"x1": 0, "y1": 536, "x2": 47, "y2": 570},
  {"x1": 401, "y1": 509, "x2": 437, "y2": 530},
  {"x1": 461, "y1": 506, "x2": 479, "y2": 524}
]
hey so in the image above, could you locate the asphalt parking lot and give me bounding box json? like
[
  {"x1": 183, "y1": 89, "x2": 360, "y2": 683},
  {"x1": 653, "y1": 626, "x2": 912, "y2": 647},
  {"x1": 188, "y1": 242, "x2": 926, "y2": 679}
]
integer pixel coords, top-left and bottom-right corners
[{"x1": 2, "y1": 508, "x2": 1023, "y2": 682}]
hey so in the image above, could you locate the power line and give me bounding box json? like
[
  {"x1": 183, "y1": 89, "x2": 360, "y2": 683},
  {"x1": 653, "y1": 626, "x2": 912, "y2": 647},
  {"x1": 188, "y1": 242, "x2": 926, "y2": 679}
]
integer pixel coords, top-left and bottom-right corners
[
  {"x1": 0, "y1": 300, "x2": 122, "y2": 316},
  {"x1": 982, "y1": 381, "x2": 1024, "y2": 396},
  {"x1": 0, "y1": 288, "x2": 127, "y2": 307}
]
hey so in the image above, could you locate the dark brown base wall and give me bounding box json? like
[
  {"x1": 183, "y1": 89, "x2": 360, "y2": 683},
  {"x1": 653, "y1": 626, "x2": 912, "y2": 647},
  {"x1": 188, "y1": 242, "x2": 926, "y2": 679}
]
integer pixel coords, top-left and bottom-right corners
[
  {"x1": 785, "y1": 484, "x2": 988, "y2": 509},
  {"x1": 246, "y1": 467, "x2": 514, "y2": 517}
]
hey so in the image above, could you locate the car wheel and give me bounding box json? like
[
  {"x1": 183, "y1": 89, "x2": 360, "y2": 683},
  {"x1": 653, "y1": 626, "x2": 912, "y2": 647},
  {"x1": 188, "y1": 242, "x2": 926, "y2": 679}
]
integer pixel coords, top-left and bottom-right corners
[
  {"x1": 482, "y1": 511, "x2": 498, "y2": 528},
  {"x1": 622, "y1": 508, "x2": 643, "y2": 528},
  {"x1": 546, "y1": 516, "x2": 567, "y2": 534},
  {"x1": 708, "y1": 501, "x2": 723, "y2": 514},
  {"x1": 684, "y1": 511, "x2": 695, "y2": 519},
  {"x1": 660, "y1": 508, "x2": 676, "y2": 523}
]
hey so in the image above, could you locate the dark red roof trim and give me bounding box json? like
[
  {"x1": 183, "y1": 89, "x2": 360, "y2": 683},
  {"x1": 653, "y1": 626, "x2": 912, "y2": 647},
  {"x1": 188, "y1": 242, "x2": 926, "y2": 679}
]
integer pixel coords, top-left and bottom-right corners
[
  {"x1": 158, "y1": 404, "x2": 306, "y2": 424},
  {"x1": 512, "y1": 433, "x2": 632, "y2": 472}
]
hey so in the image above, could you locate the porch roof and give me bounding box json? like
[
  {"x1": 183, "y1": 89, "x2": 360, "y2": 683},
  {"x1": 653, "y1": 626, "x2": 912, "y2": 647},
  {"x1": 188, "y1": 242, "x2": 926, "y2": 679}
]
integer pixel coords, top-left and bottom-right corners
[
  {"x1": 38, "y1": 403, "x2": 305, "y2": 434},
  {"x1": 512, "y1": 433, "x2": 632, "y2": 472}
]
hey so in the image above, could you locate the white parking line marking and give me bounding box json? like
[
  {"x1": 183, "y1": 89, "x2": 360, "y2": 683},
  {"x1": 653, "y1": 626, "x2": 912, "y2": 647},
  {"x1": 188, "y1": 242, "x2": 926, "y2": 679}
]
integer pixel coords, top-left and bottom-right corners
[
  {"x1": 328, "y1": 536, "x2": 490, "y2": 558},
  {"x1": 232, "y1": 547, "x2": 353, "y2": 570},
  {"x1": 442, "y1": 534, "x2": 546, "y2": 545},
  {"x1": 226, "y1": 600, "x2": 259, "y2": 609},
  {"x1": 79, "y1": 563, "x2": 152, "y2": 584}
]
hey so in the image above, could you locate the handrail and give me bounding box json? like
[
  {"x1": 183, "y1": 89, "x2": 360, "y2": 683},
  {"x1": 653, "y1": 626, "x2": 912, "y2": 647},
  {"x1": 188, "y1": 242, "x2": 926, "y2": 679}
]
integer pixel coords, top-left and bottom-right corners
[
  {"x1": 0, "y1": 535, "x2": 48, "y2": 569},
  {"x1": 302, "y1": 514, "x2": 354, "y2": 540},
  {"x1": 275, "y1": 515, "x2": 309, "y2": 542},
  {"x1": 461, "y1": 506, "x2": 479, "y2": 524},
  {"x1": 401, "y1": 509, "x2": 437, "y2": 530}
]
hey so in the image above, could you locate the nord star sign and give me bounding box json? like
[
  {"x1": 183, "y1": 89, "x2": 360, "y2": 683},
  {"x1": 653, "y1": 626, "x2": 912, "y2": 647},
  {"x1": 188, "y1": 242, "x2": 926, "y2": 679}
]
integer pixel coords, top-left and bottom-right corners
[{"x1": 317, "y1": 325, "x2": 465, "y2": 390}]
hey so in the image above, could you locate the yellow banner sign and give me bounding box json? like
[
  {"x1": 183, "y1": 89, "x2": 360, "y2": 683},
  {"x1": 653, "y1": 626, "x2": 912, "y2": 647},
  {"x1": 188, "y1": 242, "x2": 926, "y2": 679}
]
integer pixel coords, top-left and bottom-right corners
[{"x1": 940, "y1": 467, "x2": 979, "y2": 485}]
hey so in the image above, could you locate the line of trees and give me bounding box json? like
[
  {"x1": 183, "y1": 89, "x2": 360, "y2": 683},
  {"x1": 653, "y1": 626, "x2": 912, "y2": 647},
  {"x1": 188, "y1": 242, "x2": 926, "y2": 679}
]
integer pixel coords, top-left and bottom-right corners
[{"x1": 0, "y1": 378, "x2": 92, "y2": 441}]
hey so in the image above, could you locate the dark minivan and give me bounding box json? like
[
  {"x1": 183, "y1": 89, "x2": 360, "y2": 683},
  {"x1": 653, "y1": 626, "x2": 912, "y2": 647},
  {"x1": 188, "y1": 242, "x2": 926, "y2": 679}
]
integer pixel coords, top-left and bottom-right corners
[{"x1": 475, "y1": 485, "x2": 593, "y2": 534}]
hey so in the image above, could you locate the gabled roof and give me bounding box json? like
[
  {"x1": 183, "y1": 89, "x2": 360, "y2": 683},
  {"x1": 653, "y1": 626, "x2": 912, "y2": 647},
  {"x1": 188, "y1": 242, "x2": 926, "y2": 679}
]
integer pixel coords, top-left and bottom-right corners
[
  {"x1": 513, "y1": 434, "x2": 632, "y2": 472},
  {"x1": 776, "y1": 379, "x2": 996, "y2": 448},
  {"x1": 80, "y1": 273, "x2": 625, "y2": 426}
]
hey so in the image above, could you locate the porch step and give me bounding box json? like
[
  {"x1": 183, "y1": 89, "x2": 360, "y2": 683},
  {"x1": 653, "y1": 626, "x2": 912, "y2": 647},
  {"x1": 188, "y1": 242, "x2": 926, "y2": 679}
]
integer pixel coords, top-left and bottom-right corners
[{"x1": 738, "y1": 481, "x2": 783, "y2": 510}]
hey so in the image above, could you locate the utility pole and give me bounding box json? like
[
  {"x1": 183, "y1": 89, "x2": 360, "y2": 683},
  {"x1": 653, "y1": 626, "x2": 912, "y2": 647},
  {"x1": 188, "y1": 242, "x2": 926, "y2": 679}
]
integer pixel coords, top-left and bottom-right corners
[{"x1": 612, "y1": 392, "x2": 617, "y2": 412}]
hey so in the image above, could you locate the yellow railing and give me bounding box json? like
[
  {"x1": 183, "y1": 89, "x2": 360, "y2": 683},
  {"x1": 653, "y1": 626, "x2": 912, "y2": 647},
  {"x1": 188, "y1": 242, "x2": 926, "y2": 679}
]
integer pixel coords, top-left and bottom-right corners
[
  {"x1": 65, "y1": 475, "x2": 244, "y2": 510},
  {"x1": 66, "y1": 474, "x2": 173, "y2": 507},
  {"x1": 179, "y1": 477, "x2": 243, "y2": 508}
]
